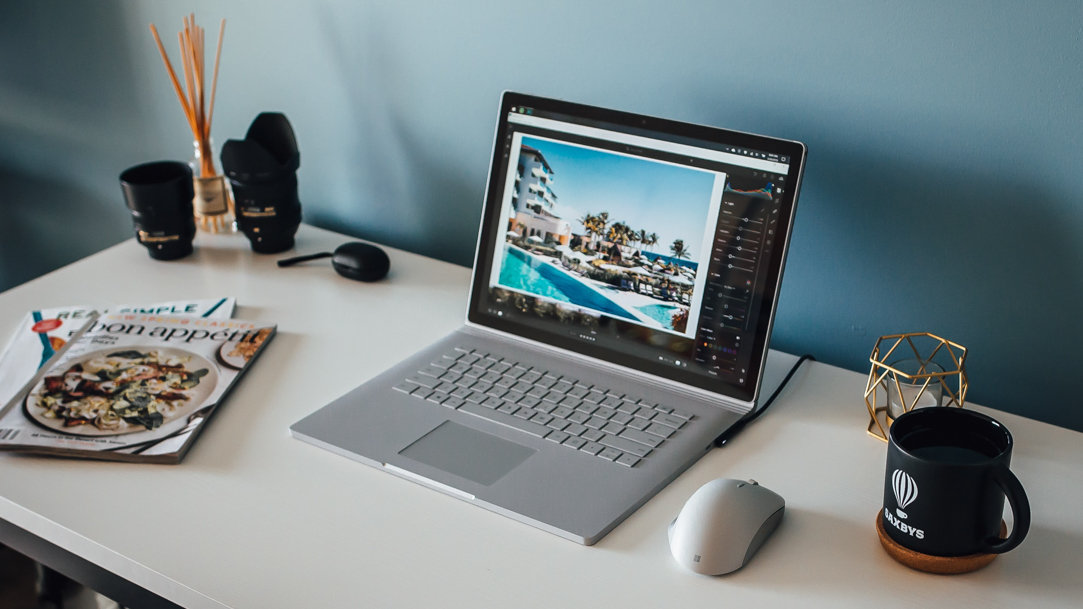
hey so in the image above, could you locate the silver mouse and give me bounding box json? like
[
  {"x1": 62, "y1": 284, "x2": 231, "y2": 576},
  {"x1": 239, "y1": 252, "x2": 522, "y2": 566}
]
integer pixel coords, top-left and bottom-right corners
[{"x1": 668, "y1": 478, "x2": 785, "y2": 575}]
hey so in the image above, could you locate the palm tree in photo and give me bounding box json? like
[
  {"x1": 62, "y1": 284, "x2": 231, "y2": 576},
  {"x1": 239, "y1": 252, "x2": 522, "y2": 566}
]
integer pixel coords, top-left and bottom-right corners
[
  {"x1": 581, "y1": 211, "x2": 609, "y2": 251},
  {"x1": 670, "y1": 238, "x2": 688, "y2": 260}
]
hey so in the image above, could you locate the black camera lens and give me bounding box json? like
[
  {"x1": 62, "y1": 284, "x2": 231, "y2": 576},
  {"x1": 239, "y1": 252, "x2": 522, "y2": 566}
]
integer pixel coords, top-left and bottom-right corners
[
  {"x1": 221, "y1": 113, "x2": 302, "y2": 254},
  {"x1": 229, "y1": 172, "x2": 302, "y2": 253},
  {"x1": 119, "y1": 161, "x2": 197, "y2": 260}
]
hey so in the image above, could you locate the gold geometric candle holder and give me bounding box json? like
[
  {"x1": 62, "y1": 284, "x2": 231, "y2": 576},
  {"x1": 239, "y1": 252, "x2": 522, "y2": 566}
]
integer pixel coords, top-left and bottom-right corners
[{"x1": 865, "y1": 332, "x2": 968, "y2": 441}]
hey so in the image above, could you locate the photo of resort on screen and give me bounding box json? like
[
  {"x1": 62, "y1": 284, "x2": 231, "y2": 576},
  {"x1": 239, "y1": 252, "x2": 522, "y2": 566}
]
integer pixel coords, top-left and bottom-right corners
[{"x1": 487, "y1": 135, "x2": 723, "y2": 338}]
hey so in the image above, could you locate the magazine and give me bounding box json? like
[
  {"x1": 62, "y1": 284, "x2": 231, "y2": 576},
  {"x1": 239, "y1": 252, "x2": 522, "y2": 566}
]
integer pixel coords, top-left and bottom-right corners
[
  {"x1": 0, "y1": 297, "x2": 235, "y2": 410},
  {"x1": 0, "y1": 312, "x2": 275, "y2": 463}
]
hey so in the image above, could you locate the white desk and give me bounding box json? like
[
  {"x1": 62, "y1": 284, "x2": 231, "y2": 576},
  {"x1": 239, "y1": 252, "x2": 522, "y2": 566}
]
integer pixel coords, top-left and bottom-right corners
[{"x1": 1, "y1": 225, "x2": 1080, "y2": 608}]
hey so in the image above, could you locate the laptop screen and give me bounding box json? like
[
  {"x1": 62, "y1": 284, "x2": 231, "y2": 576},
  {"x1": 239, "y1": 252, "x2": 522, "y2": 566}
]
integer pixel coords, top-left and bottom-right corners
[{"x1": 468, "y1": 93, "x2": 805, "y2": 404}]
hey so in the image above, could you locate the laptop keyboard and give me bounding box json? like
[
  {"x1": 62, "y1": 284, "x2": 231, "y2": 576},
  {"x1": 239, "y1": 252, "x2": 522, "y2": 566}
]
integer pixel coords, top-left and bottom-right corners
[{"x1": 392, "y1": 347, "x2": 695, "y2": 468}]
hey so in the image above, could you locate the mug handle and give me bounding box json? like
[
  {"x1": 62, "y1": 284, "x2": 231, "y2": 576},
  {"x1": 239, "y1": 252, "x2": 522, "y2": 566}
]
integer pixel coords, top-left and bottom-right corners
[{"x1": 982, "y1": 465, "x2": 1031, "y2": 554}]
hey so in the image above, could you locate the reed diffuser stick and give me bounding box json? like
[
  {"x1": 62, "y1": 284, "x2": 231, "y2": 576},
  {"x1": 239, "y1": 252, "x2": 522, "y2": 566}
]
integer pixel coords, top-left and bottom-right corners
[
  {"x1": 148, "y1": 16, "x2": 226, "y2": 178},
  {"x1": 149, "y1": 15, "x2": 233, "y2": 233}
]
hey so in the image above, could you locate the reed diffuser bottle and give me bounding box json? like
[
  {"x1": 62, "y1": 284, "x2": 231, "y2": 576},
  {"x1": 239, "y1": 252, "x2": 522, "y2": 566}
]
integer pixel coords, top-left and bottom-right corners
[{"x1": 150, "y1": 15, "x2": 235, "y2": 233}]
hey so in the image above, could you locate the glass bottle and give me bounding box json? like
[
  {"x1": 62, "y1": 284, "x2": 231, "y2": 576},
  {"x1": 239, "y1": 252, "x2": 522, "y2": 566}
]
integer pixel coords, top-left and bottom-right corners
[{"x1": 191, "y1": 138, "x2": 236, "y2": 233}]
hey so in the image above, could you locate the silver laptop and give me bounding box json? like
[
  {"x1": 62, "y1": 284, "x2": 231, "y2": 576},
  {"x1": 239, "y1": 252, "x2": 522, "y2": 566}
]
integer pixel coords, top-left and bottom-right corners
[{"x1": 290, "y1": 92, "x2": 806, "y2": 544}]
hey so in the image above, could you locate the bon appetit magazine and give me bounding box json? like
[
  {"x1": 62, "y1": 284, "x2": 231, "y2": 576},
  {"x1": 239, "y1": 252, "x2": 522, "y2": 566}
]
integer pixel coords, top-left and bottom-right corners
[{"x1": 0, "y1": 312, "x2": 275, "y2": 463}]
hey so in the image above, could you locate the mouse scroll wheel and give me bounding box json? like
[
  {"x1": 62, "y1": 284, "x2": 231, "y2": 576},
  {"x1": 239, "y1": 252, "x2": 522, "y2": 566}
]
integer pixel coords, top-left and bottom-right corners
[{"x1": 748, "y1": 479, "x2": 759, "y2": 486}]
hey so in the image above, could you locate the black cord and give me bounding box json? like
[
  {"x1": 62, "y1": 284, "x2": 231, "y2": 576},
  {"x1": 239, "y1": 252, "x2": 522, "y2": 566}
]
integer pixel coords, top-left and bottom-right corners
[
  {"x1": 713, "y1": 354, "x2": 815, "y2": 447},
  {"x1": 277, "y1": 251, "x2": 332, "y2": 267}
]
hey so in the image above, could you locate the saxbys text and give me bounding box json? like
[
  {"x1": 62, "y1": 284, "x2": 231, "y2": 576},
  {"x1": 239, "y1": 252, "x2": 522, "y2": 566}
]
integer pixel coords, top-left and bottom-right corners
[{"x1": 884, "y1": 508, "x2": 925, "y2": 539}]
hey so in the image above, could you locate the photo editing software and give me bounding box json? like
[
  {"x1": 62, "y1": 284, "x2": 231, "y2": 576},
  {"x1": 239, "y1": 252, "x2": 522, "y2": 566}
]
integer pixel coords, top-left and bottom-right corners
[{"x1": 474, "y1": 102, "x2": 794, "y2": 394}]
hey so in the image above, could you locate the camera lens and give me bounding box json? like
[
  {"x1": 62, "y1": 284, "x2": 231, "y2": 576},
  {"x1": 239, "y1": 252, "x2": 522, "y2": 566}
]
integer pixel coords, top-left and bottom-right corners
[
  {"x1": 229, "y1": 174, "x2": 302, "y2": 253},
  {"x1": 119, "y1": 161, "x2": 197, "y2": 260},
  {"x1": 220, "y1": 113, "x2": 303, "y2": 254}
]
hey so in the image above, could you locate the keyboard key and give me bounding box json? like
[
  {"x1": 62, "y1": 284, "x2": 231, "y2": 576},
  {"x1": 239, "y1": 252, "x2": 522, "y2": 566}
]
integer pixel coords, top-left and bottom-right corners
[
  {"x1": 418, "y1": 365, "x2": 446, "y2": 379},
  {"x1": 601, "y1": 422, "x2": 626, "y2": 435},
  {"x1": 580, "y1": 442, "x2": 605, "y2": 456},
  {"x1": 598, "y1": 447, "x2": 622, "y2": 461},
  {"x1": 619, "y1": 428, "x2": 664, "y2": 448},
  {"x1": 546, "y1": 430, "x2": 570, "y2": 444},
  {"x1": 460, "y1": 402, "x2": 550, "y2": 438},
  {"x1": 430, "y1": 357, "x2": 455, "y2": 369},
  {"x1": 566, "y1": 385, "x2": 589, "y2": 399},
  {"x1": 645, "y1": 423, "x2": 677, "y2": 439},
  {"x1": 594, "y1": 406, "x2": 617, "y2": 419},
  {"x1": 563, "y1": 423, "x2": 587, "y2": 437},
  {"x1": 531, "y1": 413, "x2": 554, "y2": 426},
  {"x1": 546, "y1": 418, "x2": 570, "y2": 432},
  {"x1": 558, "y1": 395, "x2": 584, "y2": 409},
  {"x1": 654, "y1": 414, "x2": 686, "y2": 430},
  {"x1": 669, "y1": 408, "x2": 694, "y2": 421},
  {"x1": 484, "y1": 386, "x2": 508, "y2": 399},
  {"x1": 541, "y1": 391, "x2": 563, "y2": 404},
  {"x1": 552, "y1": 380, "x2": 574, "y2": 394},
  {"x1": 550, "y1": 406, "x2": 575, "y2": 420},
  {"x1": 600, "y1": 434, "x2": 652, "y2": 458},
  {"x1": 393, "y1": 381, "x2": 421, "y2": 394},
  {"x1": 581, "y1": 429, "x2": 604, "y2": 443},
  {"x1": 584, "y1": 390, "x2": 606, "y2": 404},
  {"x1": 506, "y1": 366, "x2": 530, "y2": 379},
  {"x1": 615, "y1": 454, "x2": 641, "y2": 468},
  {"x1": 574, "y1": 403, "x2": 599, "y2": 416},
  {"x1": 567, "y1": 411, "x2": 590, "y2": 425},
  {"x1": 407, "y1": 375, "x2": 438, "y2": 389},
  {"x1": 563, "y1": 436, "x2": 587, "y2": 450},
  {"x1": 584, "y1": 416, "x2": 607, "y2": 430}
]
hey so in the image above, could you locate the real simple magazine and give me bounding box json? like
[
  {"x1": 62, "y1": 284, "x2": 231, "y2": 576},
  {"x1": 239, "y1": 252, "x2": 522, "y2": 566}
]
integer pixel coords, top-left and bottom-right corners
[{"x1": 0, "y1": 311, "x2": 275, "y2": 463}]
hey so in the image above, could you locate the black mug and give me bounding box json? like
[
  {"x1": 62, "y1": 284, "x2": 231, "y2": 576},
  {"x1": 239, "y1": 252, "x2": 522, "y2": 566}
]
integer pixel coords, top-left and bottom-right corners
[
  {"x1": 119, "y1": 161, "x2": 197, "y2": 260},
  {"x1": 883, "y1": 407, "x2": 1030, "y2": 557}
]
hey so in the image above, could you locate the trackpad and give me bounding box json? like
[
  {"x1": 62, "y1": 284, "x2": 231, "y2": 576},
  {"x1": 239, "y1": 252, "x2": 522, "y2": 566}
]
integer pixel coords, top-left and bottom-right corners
[{"x1": 399, "y1": 421, "x2": 535, "y2": 486}]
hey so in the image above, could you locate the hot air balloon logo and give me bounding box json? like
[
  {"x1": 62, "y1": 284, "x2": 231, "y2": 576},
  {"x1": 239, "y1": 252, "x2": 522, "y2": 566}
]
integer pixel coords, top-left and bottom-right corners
[{"x1": 892, "y1": 469, "x2": 918, "y2": 519}]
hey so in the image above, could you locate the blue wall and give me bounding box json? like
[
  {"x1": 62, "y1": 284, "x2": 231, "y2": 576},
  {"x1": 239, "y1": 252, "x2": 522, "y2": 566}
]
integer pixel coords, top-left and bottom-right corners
[{"x1": 1, "y1": 1, "x2": 1080, "y2": 431}]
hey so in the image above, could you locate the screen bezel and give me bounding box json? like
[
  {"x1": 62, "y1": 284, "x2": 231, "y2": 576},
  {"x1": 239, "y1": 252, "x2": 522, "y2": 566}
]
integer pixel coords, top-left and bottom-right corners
[{"x1": 467, "y1": 92, "x2": 806, "y2": 404}]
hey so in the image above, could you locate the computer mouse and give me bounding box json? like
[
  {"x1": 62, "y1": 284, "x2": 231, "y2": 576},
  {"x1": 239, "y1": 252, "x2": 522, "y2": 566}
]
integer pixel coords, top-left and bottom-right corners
[
  {"x1": 331, "y1": 242, "x2": 390, "y2": 282},
  {"x1": 668, "y1": 478, "x2": 785, "y2": 575}
]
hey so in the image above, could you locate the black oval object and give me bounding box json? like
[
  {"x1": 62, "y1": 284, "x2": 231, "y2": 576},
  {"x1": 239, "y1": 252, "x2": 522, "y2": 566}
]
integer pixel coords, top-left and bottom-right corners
[{"x1": 331, "y1": 242, "x2": 390, "y2": 282}]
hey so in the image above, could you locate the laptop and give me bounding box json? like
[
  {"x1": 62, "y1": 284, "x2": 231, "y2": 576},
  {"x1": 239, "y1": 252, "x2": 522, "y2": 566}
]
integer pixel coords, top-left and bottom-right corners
[{"x1": 290, "y1": 92, "x2": 806, "y2": 544}]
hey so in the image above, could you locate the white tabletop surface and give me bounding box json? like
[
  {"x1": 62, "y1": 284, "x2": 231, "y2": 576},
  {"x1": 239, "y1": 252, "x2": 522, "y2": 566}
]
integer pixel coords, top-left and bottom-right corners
[{"x1": 1, "y1": 225, "x2": 1080, "y2": 608}]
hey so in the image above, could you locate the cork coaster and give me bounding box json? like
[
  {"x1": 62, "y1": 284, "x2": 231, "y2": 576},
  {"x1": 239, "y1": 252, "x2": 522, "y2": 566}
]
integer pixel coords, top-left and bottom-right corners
[{"x1": 875, "y1": 513, "x2": 1006, "y2": 574}]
